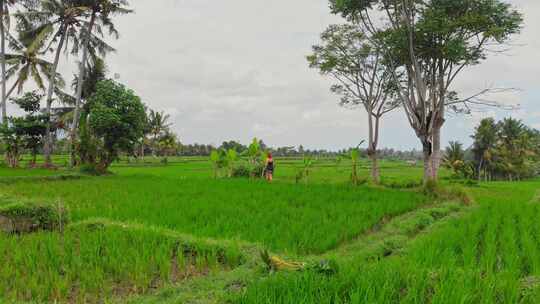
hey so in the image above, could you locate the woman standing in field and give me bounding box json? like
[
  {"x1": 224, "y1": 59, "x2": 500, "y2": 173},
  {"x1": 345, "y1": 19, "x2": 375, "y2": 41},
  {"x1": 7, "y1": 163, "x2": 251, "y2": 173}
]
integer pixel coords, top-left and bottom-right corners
[{"x1": 264, "y1": 152, "x2": 274, "y2": 182}]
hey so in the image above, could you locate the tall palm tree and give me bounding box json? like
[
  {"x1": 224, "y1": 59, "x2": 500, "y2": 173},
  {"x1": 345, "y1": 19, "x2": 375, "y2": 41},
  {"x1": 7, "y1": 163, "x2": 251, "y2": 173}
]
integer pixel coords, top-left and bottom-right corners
[
  {"x1": 0, "y1": 0, "x2": 13, "y2": 124},
  {"x1": 148, "y1": 110, "x2": 171, "y2": 156},
  {"x1": 21, "y1": 0, "x2": 113, "y2": 166},
  {"x1": 20, "y1": 0, "x2": 84, "y2": 166},
  {"x1": 0, "y1": 0, "x2": 39, "y2": 123},
  {"x1": 0, "y1": 0, "x2": 22, "y2": 124},
  {"x1": 70, "y1": 0, "x2": 131, "y2": 166}
]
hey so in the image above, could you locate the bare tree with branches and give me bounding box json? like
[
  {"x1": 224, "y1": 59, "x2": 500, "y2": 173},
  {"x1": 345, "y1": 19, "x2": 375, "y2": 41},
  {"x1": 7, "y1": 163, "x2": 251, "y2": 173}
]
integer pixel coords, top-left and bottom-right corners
[
  {"x1": 331, "y1": 0, "x2": 523, "y2": 183},
  {"x1": 308, "y1": 23, "x2": 399, "y2": 183}
]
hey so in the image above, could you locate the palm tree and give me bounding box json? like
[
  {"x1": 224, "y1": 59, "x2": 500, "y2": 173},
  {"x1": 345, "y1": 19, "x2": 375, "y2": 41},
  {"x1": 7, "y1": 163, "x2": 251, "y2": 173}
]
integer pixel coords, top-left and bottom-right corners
[
  {"x1": 0, "y1": 0, "x2": 31, "y2": 123},
  {"x1": 70, "y1": 0, "x2": 131, "y2": 166},
  {"x1": 65, "y1": 56, "x2": 106, "y2": 166},
  {"x1": 148, "y1": 110, "x2": 171, "y2": 156},
  {"x1": 498, "y1": 118, "x2": 525, "y2": 150},
  {"x1": 471, "y1": 118, "x2": 499, "y2": 180},
  {"x1": 0, "y1": 0, "x2": 14, "y2": 124},
  {"x1": 22, "y1": 0, "x2": 113, "y2": 166},
  {"x1": 71, "y1": 55, "x2": 106, "y2": 101},
  {"x1": 4, "y1": 27, "x2": 64, "y2": 98},
  {"x1": 442, "y1": 141, "x2": 466, "y2": 176},
  {"x1": 20, "y1": 0, "x2": 83, "y2": 166}
]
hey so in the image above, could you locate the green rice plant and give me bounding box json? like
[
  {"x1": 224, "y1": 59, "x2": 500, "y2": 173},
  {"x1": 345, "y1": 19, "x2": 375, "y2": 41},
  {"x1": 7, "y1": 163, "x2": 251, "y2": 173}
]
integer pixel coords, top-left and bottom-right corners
[
  {"x1": 0, "y1": 219, "x2": 243, "y2": 303},
  {"x1": 5, "y1": 157, "x2": 538, "y2": 303},
  {"x1": 233, "y1": 180, "x2": 540, "y2": 304},
  {"x1": 1, "y1": 175, "x2": 428, "y2": 254},
  {"x1": 350, "y1": 148, "x2": 360, "y2": 185}
]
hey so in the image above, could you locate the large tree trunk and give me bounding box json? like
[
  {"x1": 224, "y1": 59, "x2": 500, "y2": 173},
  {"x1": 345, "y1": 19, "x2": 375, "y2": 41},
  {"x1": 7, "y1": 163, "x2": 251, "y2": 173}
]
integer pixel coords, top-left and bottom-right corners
[
  {"x1": 422, "y1": 140, "x2": 433, "y2": 184},
  {"x1": 43, "y1": 27, "x2": 67, "y2": 167},
  {"x1": 431, "y1": 124, "x2": 442, "y2": 180},
  {"x1": 370, "y1": 152, "x2": 380, "y2": 184},
  {"x1": 367, "y1": 112, "x2": 381, "y2": 184},
  {"x1": 0, "y1": 2, "x2": 6, "y2": 125},
  {"x1": 70, "y1": 11, "x2": 97, "y2": 167}
]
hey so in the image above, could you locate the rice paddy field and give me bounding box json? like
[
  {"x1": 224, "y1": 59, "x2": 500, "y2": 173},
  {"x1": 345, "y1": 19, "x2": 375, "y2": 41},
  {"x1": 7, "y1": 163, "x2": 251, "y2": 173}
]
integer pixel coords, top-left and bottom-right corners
[{"x1": 0, "y1": 156, "x2": 538, "y2": 303}]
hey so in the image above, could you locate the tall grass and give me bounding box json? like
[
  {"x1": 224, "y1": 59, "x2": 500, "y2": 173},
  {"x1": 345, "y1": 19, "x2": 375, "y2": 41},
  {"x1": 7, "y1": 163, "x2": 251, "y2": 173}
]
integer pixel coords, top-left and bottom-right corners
[
  {"x1": 2, "y1": 175, "x2": 427, "y2": 254},
  {"x1": 0, "y1": 220, "x2": 242, "y2": 303},
  {"x1": 235, "y1": 180, "x2": 540, "y2": 303}
]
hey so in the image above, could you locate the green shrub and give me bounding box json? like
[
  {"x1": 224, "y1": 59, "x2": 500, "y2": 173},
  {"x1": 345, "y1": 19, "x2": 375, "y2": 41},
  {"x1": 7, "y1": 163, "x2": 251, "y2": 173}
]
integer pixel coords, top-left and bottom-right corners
[
  {"x1": 232, "y1": 164, "x2": 265, "y2": 178},
  {"x1": 79, "y1": 163, "x2": 111, "y2": 176},
  {"x1": 0, "y1": 202, "x2": 69, "y2": 234},
  {"x1": 232, "y1": 165, "x2": 251, "y2": 178},
  {"x1": 422, "y1": 182, "x2": 471, "y2": 205},
  {"x1": 79, "y1": 163, "x2": 100, "y2": 175},
  {"x1": 251, "y1": 164, "x2": 265, "y2": 178},
  {"x1": 383, "y1": 179, "x2": 421, "y2": 189}
]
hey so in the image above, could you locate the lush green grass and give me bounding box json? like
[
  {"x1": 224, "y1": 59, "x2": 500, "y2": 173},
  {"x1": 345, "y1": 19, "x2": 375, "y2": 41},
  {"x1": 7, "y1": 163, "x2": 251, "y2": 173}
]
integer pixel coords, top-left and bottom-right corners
[
  {"x1": 0, "y1": 157, "x2": 434, "y2": 302},
  {"x1": 2, "y1": 156, "x2": 539, "y2": 303},
  {"x1": 234, "y1": 180, "x2": 540, "y2": 304},
  {"x1": 0, "y1": 219, "x2": 243, "y2": 303},
  {"x1": 0, "y1": 166, "x2": 71, "y2": 177},
  {"x1": 1, "y1": 170, "x2": 427, "y2": 254}
]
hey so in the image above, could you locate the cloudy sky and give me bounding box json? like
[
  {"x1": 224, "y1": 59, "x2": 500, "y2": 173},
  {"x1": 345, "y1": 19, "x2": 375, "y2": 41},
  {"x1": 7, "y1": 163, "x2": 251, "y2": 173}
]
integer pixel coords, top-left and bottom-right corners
[{"x1": 54, "y1": 0, "x2": 540, "y2": 150}]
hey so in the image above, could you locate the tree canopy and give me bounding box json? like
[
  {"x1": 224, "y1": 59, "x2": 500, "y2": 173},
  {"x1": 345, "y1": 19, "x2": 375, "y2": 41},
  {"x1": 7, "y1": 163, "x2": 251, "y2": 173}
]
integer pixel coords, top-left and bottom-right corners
[{"x1": 80, "y1": 79, "x2": 146, "y2": 172}]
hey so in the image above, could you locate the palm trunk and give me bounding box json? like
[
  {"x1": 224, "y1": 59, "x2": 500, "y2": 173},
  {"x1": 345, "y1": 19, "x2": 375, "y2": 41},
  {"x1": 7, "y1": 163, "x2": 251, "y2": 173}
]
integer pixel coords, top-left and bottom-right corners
[
  {"x1": 6, "y1": 78, "x2": 19, "y2": 100},
  {"x1": 44, "y1": 27, "x2": 67, "y2": 167},
  {"x1": 477, "y1": 157, "x2": 483, "y2": 181},
  {"x1": 70, "y1": 11, "x2": 97, "y2": 167},
  {"x1": 0, "y1": 2, "x2": 7, "y2": 125}
]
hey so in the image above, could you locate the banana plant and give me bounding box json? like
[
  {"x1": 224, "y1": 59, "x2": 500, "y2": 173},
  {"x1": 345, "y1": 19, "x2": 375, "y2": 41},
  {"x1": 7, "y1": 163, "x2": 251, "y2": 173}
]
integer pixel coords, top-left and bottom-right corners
[
  {"x1": 210, "y1": 150, "x2": 220, "y2": 179},
  {"x1": 247, "y1": 138, "x2": 260, "y2": 162},
  {"x1": 226, "y1": 148, "x2": 238, "y2": 178},
  {"x1": 246, "y1": 138, "x2": 261, "y2": 178}
]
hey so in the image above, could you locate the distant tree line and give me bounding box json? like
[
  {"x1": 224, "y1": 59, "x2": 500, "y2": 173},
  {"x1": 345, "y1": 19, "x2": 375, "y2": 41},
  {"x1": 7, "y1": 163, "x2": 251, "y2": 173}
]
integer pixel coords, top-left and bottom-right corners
[{"x1": 164, "y1": 139, "x2": 424, "y2": 161}]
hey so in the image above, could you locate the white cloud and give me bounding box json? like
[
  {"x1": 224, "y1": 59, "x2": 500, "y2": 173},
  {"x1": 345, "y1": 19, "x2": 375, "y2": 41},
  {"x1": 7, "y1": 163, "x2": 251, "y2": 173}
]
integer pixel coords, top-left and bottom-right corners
[{"x1": 45, "y1": 0, "x2": 540, "y2": 150}]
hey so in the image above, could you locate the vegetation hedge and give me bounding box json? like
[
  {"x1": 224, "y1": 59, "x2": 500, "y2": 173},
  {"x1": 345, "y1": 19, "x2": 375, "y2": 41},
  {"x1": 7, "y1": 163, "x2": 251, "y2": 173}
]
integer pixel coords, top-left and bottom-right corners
[{"x1": 0, "y1": 202, "x2": 69, "y2": 234}]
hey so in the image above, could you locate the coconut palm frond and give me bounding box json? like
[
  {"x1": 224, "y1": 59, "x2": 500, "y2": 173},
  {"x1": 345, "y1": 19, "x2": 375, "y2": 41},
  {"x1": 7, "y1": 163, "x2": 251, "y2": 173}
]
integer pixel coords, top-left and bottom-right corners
[
  {"x1": 27, "y1": 23, "x2": 54, "y2": 54},
  {"x1": 16, "y1": 64, "x2": 30, "y2": 94},
  {"x1": 30, "y1": 64, "x2": 46, "y2": 91},
  {"x1": 21, "y1": 23, "x2": 55, "y2": 52},
  {"x1": 87, "y1": 34, "x2": 115, "y2": 57},
  {"x1": 4, "y1": 62, "x2": 19, "y2": 79},
  {"x1": 54, "y1": 87, "x2": 76, "y2": 106}
]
